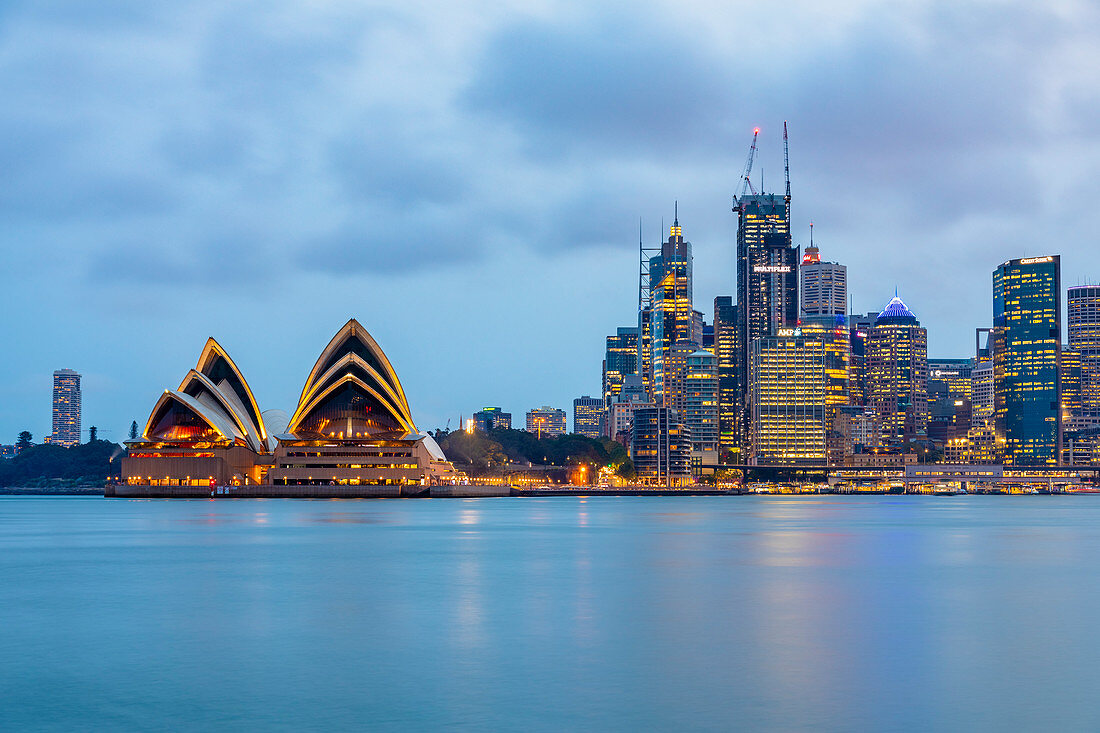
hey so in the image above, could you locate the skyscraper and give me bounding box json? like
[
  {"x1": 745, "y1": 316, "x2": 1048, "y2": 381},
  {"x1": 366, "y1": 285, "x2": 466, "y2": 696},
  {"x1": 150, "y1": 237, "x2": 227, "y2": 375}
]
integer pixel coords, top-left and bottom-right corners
[
  {"x1": 750, "y1": 326, "x2": 827, "y2": 465},
  {"x1": 630, "y1": 407, "x2": 692, "y2": 485},
  {"x1": 573, "y1": 396, "x2": 604, "y2": 439},
  {"x1": 927, "y1": 359, "x2": 973, "y2": 445},
  {"x1": 648, "y1": 214, "x2": 698, "y2": 408},
  {"x1": 51, "y1": 369, "x2": 81, "y2": 447},
  {"x1": 682, "y1": 349, "x2": 719, "y2": 452},
  {"x1": 993, "y1": 255, "x2": 1061, "y2": 465},
  {"x1": 602, "y1": 327, "x2": 639, "y2": 407},
  {"x1": 1060, "y1": 349, "x2": 1084, "y2": 432},
  {"x1": 1068, "y1": 286, "x2": 1100, "y2": 421},
  {"x1": 866, "y1": 296, "x2": 928, "y2": 448},
  {"x1": 971, "y1": 361, "x2": 995, "y2": 428},
  {"x1": 735, "y1": 193, "x2": 797, "y2": 451},
  {"x1": 800, "y1": 234, "x2": 847, "y2": 317},
  {"x1": 801, "y1": 316, "x2": 851, "y2": 464},
  {"x1": 713, "y1": 296, "x2": 740, "y2": 460}
]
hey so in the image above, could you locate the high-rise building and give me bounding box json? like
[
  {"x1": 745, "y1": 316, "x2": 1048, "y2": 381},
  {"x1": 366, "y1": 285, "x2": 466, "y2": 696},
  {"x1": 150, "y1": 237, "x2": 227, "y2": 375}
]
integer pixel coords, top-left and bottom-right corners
[
  {"x1": 993, "y1": 255, "x2": 1061, "y2": 466},
  {"x1": 835, "y1": 404, "x2": 880, "y2": 460},
  {"x1": 1060, "y1": 349, "x2": 1086, "y2": 432},
  {"x1": 602, "y1": 327, "x2": 639, "y2": 408},
  {"x1": 927, "y1": 359, "x2": 973, "y2": 445},
  {"x1": 802, "y1": 316, "x2": 851, "y2": 464},
  {"x1": 648, "y1": 215, "x2": 698, "y2": 408},
  {"x1": 573, "y1": 396, "x2": 604, "y2": 439},
  {"x1": 750, "y1": 327, "x2": 828, "y2": 465},
  {"x1": 607, "y1": 375, "x2": 653, "y2": 445},
  {"x1": 630, "y1": 407, "x2": 692, "y2": 485},
  {"x1": 473, "y1": 407, "x2": 511, "y2": 432},
  {"x1": 713, "y1": 296, "x2": 740, "y2": 460},
  {"x1": 800, "y1": 236, "x2": 847, "y2": 317},
  {"x1": 51, "y1": 369, "x2": 81, "y2": 447},
  {"x1": 848, "y1": 323, "x2": 870, "y2": 407},
  {"x1": 525, "y1": 407, "x2": 567, "y2": 438},
  {"x1": 1068, "y1": 286, "x2": 1100, "y2": 419},
  {"x1": 735, "y1": 193, "x2": 797, "y2": 451},
  {"x1": 866, "y1": 296, "x2": 928, "y2": 448},
  {"x1": 971, "y1": 361, "x2": 995, "y2": 428},
  {"x1": 681, "y1": 350, "x2": 719, "y2": 452}
]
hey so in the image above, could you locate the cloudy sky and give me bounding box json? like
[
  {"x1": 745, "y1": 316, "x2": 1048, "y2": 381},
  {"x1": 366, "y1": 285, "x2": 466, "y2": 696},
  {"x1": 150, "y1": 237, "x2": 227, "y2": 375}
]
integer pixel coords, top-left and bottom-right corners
[{"x1": 1, "y1": 0, "x2": 1098, "y2": 443}]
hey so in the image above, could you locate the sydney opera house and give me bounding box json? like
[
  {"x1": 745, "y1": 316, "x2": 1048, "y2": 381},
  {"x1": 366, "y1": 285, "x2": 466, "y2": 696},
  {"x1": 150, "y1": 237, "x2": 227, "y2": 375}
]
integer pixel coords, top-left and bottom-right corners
[{"x1": 113, "y1": 319, "x2": 458, "y2": 497}]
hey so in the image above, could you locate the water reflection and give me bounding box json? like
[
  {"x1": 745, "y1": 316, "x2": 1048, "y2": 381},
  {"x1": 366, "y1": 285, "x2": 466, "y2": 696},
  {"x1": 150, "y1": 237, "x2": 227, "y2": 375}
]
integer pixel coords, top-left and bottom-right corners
[{"x1": 7, "y1": 496, "x2": 1100, "y2": 730}]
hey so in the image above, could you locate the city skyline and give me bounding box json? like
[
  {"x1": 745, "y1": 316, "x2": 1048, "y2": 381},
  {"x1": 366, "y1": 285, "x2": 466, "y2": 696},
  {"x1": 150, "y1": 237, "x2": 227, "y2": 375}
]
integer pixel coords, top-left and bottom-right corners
[{"x1": 3, "y1": 2, "x2": 1100, "y2": 441}]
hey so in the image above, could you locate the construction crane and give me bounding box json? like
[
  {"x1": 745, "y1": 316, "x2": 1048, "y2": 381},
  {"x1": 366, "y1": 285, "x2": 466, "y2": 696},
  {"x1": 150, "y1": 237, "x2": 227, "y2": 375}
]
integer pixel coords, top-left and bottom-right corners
[{"x1": 733, "y1": 127, "x2": 760, "y2": 212}]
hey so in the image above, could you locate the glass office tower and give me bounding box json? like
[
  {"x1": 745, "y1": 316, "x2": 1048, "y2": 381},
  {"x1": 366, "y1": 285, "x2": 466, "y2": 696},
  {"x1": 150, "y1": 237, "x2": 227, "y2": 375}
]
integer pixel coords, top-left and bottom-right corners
[{"x1": 993, "y1": 255, "x2": 1061, "y2": 465}]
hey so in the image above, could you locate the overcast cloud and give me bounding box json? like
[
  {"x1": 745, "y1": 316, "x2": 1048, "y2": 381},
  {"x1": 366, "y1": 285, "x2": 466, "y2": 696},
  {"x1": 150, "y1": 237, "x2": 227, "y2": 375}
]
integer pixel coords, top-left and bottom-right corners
[{"x1": 1, "y1": 0, "x2": 1098, "y2": 441}]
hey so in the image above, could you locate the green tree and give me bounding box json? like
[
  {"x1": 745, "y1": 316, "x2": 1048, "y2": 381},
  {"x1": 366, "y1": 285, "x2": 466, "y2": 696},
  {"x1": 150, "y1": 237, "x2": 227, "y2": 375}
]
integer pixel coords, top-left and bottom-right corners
[
  {"x1": 16, "y1": 431, "x2": 33, "y2": 453},
  {"x1": 129, "y1": 421, "x2": 138, "y2": 440}
]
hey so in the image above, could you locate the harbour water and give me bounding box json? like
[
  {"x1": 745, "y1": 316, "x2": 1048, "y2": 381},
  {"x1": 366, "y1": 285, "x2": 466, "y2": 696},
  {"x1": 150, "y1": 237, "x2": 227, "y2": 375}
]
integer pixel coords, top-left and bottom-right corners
[{"x1": 3, "y1": 495, "x2": 1100, "y2": 730}]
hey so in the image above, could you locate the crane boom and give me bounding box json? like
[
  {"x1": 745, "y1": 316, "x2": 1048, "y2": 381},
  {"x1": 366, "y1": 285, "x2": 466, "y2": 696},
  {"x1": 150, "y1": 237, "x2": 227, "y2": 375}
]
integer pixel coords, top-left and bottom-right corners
[{"x1": 734, "y1": 127, "x2": 760, "y2": 208}]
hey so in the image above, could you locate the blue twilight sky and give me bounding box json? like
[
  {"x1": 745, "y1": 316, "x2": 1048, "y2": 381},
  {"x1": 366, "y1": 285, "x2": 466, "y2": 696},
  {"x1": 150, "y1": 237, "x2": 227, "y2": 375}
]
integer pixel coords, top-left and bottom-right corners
[{"x1": 1, "y1": 0, "x2": 1099, "y2": 442}]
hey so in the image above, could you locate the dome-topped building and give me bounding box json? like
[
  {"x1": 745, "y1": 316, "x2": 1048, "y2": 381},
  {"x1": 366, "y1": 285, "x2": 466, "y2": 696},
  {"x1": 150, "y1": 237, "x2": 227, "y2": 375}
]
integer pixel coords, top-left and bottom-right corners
[
  {"x1": 876, "y1": 295, "x2": 919, "y2": 325},
  {"x1": 867, "y1": 293, "x2": 929, "y2": 447}
]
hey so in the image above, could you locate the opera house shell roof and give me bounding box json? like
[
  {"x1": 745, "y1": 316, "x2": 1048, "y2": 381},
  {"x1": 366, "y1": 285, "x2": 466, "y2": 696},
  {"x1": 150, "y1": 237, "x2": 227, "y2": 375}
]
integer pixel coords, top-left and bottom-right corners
[
  {"x1": 137, "y1": 338, "x2": 269, "y2": 453},
  {"x1": 124, "y1": 318, "x2": 451, "y2": 492}
]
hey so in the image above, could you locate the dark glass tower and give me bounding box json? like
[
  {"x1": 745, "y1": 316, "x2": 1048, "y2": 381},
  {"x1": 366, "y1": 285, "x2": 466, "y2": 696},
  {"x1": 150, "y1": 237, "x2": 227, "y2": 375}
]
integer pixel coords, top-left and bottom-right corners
[
  {"x1": 603, "y1": 326, "x2": 639, "y2": 408},
  {"x1": 713, "y1": 296, "x2": 739, "y2": 461},
  {"x1": 735, "y1": 193, "x2": 798, "y2": 449},
  {"x1": 993, "y1": 255, "x2": 1061, "y2": 465}
]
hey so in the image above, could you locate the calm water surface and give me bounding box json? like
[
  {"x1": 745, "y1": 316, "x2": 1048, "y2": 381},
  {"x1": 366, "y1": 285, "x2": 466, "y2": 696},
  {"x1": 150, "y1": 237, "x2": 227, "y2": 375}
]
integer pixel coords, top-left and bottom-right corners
[{"x1": 2, "y1": 495, "x2": 1099, "y2": 731}]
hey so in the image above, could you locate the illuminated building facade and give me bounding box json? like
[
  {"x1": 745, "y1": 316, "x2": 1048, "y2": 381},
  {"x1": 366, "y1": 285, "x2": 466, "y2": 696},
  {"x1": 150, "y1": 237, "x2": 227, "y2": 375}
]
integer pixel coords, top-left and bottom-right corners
[
  {"x1": 1060, "y1": 350, "x2": 1084, "y2": 431},
  {"x1": 120, "y1": 320, "x2": 457, "y2": 493},
  {"x1": 607, "y1": 374, "x2": 652, "y2": 444},
  {"x1": 800, "y1": 243, "x2": 847, "y2": 317},
  {"x1": 927, "y1": 358, "x2": 973, "y2": 445},
  {"x1": 801, "y1": 316, "x2": 851, "y2": 464},
  {"x1": 630, "y1": 407, "x2": 692, "y2": 485},
  {"x1": 122, "y1": 338, "x2": 273, "y2": 487},
  {"x1": 735, "y1": 193, "x2": 797, "y2": 449},
  {"x1": 267, "y1": 320, "x2": 455, "y2": 487},
  {"x1": 971, "y1": 361, "x2": 995, "y2": 428},
  {"x1": 993, "y1": 255, "x2": 1061, "y2": 465},
  {"x1": 848, "y1": 324, "x2": 869, "y2": 407},
  {"x1": 1068, "y1": 286, "x2": 1100, "y2": 419},
  {"x1": 648, "y1": 216, "x2": 698, "y2": 407},
  {"x1": 602, "y1": 326, "x2": 639, "y2": 407},
  {"x1": 526, "y1": 406, "x2": 566, "y2": 437},
  {"x1": 713, "y1": 297, "x2": 740, "y2": 460},
  {"x1": 750, "y1": 328, "x2": 827, "y2": 465},
  {"x1": 473, "y1": 407, "x2": 511, "y2": 432},
  {"x1": 866, "y1": 296, "x2": 928, "y2": 448},
  {"x1": 681, "y1": 349, "x2": 719, "y2": 451},
  {"x1": 50, "y1": 369, "x2": 81, "y2": 447},
  {"x1": 573, "y1": 396, "x2": 604, "y2": 438},
  {"x1": 835, "y1": 404, "x2": 880, "y2": 460}
]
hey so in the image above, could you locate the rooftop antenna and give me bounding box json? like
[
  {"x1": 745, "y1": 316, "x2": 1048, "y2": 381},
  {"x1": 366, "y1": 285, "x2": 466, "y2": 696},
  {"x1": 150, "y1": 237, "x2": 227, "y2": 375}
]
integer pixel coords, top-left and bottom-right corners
[
  {"x1": 783, "y1": 121, "x2": 791, "y2": 218},
  {"x1": 810, "y1": 221, "x2": 814, "y2": 247}
]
